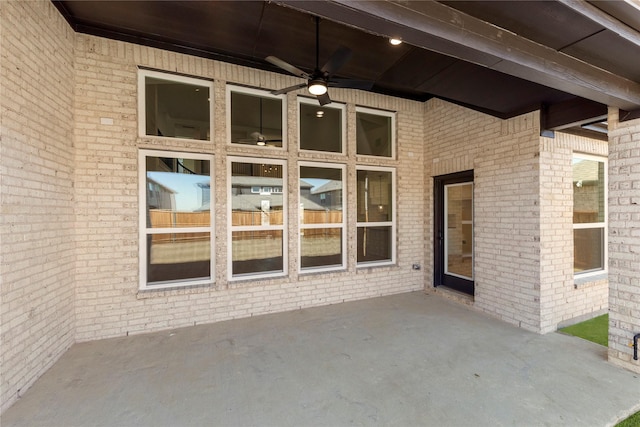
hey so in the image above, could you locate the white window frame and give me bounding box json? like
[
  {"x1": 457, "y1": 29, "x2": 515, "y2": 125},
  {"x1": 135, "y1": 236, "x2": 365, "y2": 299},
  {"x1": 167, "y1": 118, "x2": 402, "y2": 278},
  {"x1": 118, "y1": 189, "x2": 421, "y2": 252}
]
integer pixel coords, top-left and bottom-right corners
[
  {"x1": 137, "y1": 69, "x2": 214, "y2": 141},
  {"x1": 138, "y1": 149, "x2": 215, "y2": 290},
  {"x1": 228, "y1": 156, "x2": 288, "y2": 281},
  {"x1": 298, "y1": 96, "x2": 347, "y2": 155},
  {"x1": 572, "y1": 153, "x2": 607, "y2": 278},
  {"x1": 355, "y1": 106, "x2": 397, "y2": 159},
  {"x1": 226, "y1": 84, "x2": 287, "y2": 150},
  {"x1": 299, "y1": 161, "x2": 347, "y2": 273},
  {"x1": 356, "y1": 165, "x2": 397, "y2": 267}
]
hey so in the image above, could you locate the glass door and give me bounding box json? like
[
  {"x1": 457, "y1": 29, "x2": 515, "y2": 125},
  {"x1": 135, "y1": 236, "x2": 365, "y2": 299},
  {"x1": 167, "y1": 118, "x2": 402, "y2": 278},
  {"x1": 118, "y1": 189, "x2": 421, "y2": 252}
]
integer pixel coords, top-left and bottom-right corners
[
  {"x1": 434, "y1": 171, "x2": 474, "y2": 295},
  {"x1": 445, "y1": 183, "x2": 473, "y2": 280}
]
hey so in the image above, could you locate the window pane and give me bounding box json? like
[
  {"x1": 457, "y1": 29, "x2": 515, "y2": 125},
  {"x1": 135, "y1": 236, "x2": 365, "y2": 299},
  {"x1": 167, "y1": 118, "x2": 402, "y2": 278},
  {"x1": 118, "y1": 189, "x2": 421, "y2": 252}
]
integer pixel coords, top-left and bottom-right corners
[
  {"x1": 146, "y1": 157, "x2": 210, "y2": 228},
  {"x1": 230, "y1": 91, "x2": 283, "y2": 147},
  {"x1": 357, "y1": 226, "x2": 392, "y2": 263},
  {"x1": 573, "y1": 158, "x2": 605, "y2": 223},
  {"x1": 445, "y1": 183, "x2": 473, "y2": 280},
  {"x1": 356, "y1": 111, "x2": 392, "y2": 157},
  {"x1": 357, "y1": 170, "x2": 392, "y2": 222},
  {"x1": 300, "y1": 166, "x2": 343, "y2": 224},
  {"x1": 299, "y1": 103, "x2": 342, "y2": 152},
  {"x1": 301, "y1": 228, "x2": 343, "y2": 269},
  {"x1": 145, "y1": 76, "x2": 210, "y2": 140},
  {"x1": 574, "y1": 228, "x2": 604, "y2": 273},
  {"x1": 147, "y1": 232, "x2": 210, "y2": 284},
  {"x1": 232, "y1": 230, "x2": 283, "y2": 275},
  {"x1": 231, "y1": 162, "x2": 284, "y2": 226}
]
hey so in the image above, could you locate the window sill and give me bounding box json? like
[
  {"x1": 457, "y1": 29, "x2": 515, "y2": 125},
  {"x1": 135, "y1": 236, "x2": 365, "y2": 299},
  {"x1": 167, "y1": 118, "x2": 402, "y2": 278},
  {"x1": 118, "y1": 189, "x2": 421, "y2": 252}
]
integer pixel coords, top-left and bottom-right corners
[
  {"x1": 574, "y1": 272, "x2": 608, "y2": 289},
  {"x1": 137, "y1": 282, "x2": 215, "y2": 299}
]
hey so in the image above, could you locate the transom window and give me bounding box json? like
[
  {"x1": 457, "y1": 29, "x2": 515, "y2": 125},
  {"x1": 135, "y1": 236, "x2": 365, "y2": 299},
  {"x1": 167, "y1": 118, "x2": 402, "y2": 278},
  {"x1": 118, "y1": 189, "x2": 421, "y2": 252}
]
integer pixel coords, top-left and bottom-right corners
[
  {"x1": 229, "y1": 157, "x2": 287, "y2": 279},
  {"x1": 573, "y1": 154, "x2": 607, "y2": 276},
  {"x1": 356, "y1": 166, "x2": 396, "y2": 266},
  {"x1": 139, "y1": 150, "x2": 214, "y2": 289},
  {"x1": 138, "y1": 69, "x2": 212, "y2": 141},
  {"x1": 228, "y1": 85, "x2": 285, "y2": 148},
  {"x1": 356, "y1": 106, "x2": 396, "y2": 158},
  {"x1": 299, "y1": 97, "x2": 346, "y2": 153},
  {"x1": 299, "y1": 162, "x2": 346, "y2": 272}
]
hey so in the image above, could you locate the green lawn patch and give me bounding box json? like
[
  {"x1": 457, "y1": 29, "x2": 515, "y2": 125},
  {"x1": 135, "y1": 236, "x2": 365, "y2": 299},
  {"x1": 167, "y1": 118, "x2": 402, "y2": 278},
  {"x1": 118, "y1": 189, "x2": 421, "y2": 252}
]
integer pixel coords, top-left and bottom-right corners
[
  {"x1": 559, "y1": 314, "x2": 608, "y2": 346},
  {"x1": 616, "y1": 410, "x2": 640, "y2": 427}
]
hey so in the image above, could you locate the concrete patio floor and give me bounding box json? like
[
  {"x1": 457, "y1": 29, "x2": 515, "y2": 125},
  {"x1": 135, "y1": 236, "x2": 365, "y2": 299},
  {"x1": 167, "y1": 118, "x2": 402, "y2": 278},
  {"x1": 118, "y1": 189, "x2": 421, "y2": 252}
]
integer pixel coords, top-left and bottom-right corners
[{"x1": 2, "y1": 292, "x2": 639, "y2": 427}]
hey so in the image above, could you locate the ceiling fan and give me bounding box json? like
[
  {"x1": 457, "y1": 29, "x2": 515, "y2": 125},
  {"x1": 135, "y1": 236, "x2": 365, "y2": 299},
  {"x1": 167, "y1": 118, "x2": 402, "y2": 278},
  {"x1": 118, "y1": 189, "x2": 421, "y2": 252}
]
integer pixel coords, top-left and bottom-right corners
[
  {"x1": 240, "y1": 131, "x2": 282, "y2": 146},
  {"x1": 237, "y1": 97, "x2": 282, "y2": 146},
  {"x1": 266, "y1": 16, "x2": 373, "y2": 106}
]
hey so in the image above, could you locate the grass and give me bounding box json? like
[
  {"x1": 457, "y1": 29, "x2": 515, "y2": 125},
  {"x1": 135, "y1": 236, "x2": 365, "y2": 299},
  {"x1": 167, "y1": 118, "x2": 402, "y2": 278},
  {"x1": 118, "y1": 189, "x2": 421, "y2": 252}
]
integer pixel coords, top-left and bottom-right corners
[
  {"x1": 560, "y1": 314, "x2": 640, "y2": 426},
  {"x1": 559, "y1": 314, "x2": 640, "y2": 426},
  {"x1": 616, "y1": 410, "x2": 640, "y2": 427},
  {"x1": 559, "y1": 314, "x2": 608, "y2": 346}
]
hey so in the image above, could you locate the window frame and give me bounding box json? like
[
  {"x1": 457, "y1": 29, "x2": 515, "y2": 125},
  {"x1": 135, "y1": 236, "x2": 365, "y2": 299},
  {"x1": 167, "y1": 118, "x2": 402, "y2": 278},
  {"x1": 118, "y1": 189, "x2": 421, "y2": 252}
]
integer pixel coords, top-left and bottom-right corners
[
  {"x1": 226, "y1": 84, "x2": 287, "y2": 150},
  {"x1": 228, "y1": 156, "x2": 288, "y2": 281},
  {"x1": 298, "y1": 161, "x2": 347, "y2": 273},
  {"x1": 356, "y1": 165, "x2": 397, "y2": 268},
  {"x1": 572, "y1": 153, "x2": 607, "y2": 278},
  {"x1": 355, "y1": 106, "x2": 396, "y2": 159},
  {"x1": 138, "y1": 149, "x2": 215, "y2": 290},
  {"x1": 298, "y1": 96, "x2": 347, "y2": 155},
  {"x1": 137, "y1": 68, "x2": 214, "y2": 141}
]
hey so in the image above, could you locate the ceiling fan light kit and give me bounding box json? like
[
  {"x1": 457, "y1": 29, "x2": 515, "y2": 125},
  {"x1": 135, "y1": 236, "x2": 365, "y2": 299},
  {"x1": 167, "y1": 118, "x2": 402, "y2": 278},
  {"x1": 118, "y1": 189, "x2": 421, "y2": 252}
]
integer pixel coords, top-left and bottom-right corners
[
  {"x1": 266, "y1": 16, "x2": 373, "y2": 106},
  {"x1": 308, "y1": 78, "x2": 327, "y2": 95}
]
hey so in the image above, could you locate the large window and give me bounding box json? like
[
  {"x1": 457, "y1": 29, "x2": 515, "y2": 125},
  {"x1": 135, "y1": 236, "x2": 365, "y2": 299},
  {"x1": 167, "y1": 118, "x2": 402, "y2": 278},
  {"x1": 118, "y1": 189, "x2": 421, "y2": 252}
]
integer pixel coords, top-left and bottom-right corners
[
  {"x1": 229, "y1": 157, "x2": 287, "y2": 279},
  {"x1": 228, "y1": 85, "x2": 285, "y2": 148},
  {"x1": 299, "y1": 162, "x2": 346, "y2": 272},
  {"x1": 299, "y1": 97, "x2": 346, "y2": 153},
  {"x1": 356, "y1": 167, "x2": 396, "y2": 266},
  {"x1": 356, "y1": 106, "x2": 395, "y2": 158},
  {"x1": 138, "y1": 69, "x2": 212, "y2": 141},
  {"x1": 139, "y1": 150, "x2": 213, "y2": 289},
  {"x1": 573, "y1": 154, "x2": 607, "y2": 275}
]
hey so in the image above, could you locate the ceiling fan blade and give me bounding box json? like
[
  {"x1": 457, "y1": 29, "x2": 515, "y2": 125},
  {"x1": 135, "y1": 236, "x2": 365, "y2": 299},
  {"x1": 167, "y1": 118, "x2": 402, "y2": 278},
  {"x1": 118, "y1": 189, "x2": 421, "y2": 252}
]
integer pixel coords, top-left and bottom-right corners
[
  {"x1": 317, "y1": 93, "x2": 332, "y2": 106},
  {"x1": 321, "y1": 46, "x2": 352, "y2": 77},
  {"x1": 329, "y1": 78, "x2": 374, "y2": 91},
  {"x1": 266, "y1": 56, "x2": 310, "y2": 79},
  {"x1": 271, "y1": 82, "x2": 307, "y2": 96}
]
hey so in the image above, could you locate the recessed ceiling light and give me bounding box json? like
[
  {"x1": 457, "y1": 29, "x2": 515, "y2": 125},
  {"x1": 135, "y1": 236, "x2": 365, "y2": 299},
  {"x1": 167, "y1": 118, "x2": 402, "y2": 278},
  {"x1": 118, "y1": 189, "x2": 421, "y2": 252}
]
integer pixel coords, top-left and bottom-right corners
[{"x1": 389, "y1": 38, "x2": 402, "y2": 46}]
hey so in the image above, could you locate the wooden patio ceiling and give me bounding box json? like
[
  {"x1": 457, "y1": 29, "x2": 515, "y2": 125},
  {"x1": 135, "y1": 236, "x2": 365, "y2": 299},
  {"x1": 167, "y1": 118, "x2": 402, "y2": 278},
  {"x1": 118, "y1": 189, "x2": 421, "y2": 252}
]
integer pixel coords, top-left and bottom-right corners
[{"x1": 53, "y1": 0, "x2": 640, "y2": 134}]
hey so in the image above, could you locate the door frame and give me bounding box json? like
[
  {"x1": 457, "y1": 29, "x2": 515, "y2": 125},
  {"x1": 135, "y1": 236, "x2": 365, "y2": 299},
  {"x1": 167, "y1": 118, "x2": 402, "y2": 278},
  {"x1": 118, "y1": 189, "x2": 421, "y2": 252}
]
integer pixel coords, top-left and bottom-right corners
[{"x1": 434, "y1": 170, "x2": 474, "y2": 295}]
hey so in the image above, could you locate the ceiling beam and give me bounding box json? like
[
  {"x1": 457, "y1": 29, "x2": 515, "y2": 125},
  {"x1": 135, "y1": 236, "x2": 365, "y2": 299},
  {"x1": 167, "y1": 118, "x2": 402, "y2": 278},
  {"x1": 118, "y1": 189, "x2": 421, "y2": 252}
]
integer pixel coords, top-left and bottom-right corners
[
  {"x1": 558, "y1": 0, "x2": 640, "y2": 48},
  {"x1": 277, "y1": 0, "x2": 640, "y2": 110}
]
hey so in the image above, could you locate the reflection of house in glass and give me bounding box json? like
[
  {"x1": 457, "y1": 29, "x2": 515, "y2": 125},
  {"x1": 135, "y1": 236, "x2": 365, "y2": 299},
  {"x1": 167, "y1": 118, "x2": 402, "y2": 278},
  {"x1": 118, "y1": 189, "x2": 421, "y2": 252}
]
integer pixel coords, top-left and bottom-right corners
[
  {"x1": 195, "y1": 182, "x2": 211, "y2": 212},
  {"x1": 146, "y1": 176, "x2": 176, "y2": 211},
  {"x1": 573, "y1": 158, "x2": 606, "y2": 273},
  {"x1": 573, "y1": 159, "x2": 605, "y2": 223},
  {"x1": 310, "y1": 179, "x2": 343, "y2": 211},
  {"x1": 232, "y1": 176, "x2": 285, "y2": 226}
]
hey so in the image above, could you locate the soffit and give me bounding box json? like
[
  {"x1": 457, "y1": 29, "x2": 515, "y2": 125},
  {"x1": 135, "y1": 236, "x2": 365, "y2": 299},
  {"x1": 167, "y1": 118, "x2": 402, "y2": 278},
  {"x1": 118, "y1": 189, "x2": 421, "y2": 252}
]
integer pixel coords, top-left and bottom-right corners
[{"x1": 53, "y1": 0, "x2": 640, "y2": 123}]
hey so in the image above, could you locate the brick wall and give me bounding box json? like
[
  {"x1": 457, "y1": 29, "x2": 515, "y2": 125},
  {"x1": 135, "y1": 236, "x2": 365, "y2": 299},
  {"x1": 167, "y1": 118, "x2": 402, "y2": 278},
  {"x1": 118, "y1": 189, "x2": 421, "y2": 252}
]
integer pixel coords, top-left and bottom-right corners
[
  {"x1": 0, "y1": 0, "x2": 76, "y2": 412},
  {"x1": 607, "y1": 109, "x2": 640, "y2": 374},
  {"x1": 72, "y1": 34, "x2": 425, "y2": 341},
  {"x1": 424, "y1": 100, "x2": 608, "y2": 333},
  {"x1": 539, "y1": 132, "x2": 608, "y2": 333},
  {"x1": 424, "y1": 99, "x2": 543, "y2": 331}
]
